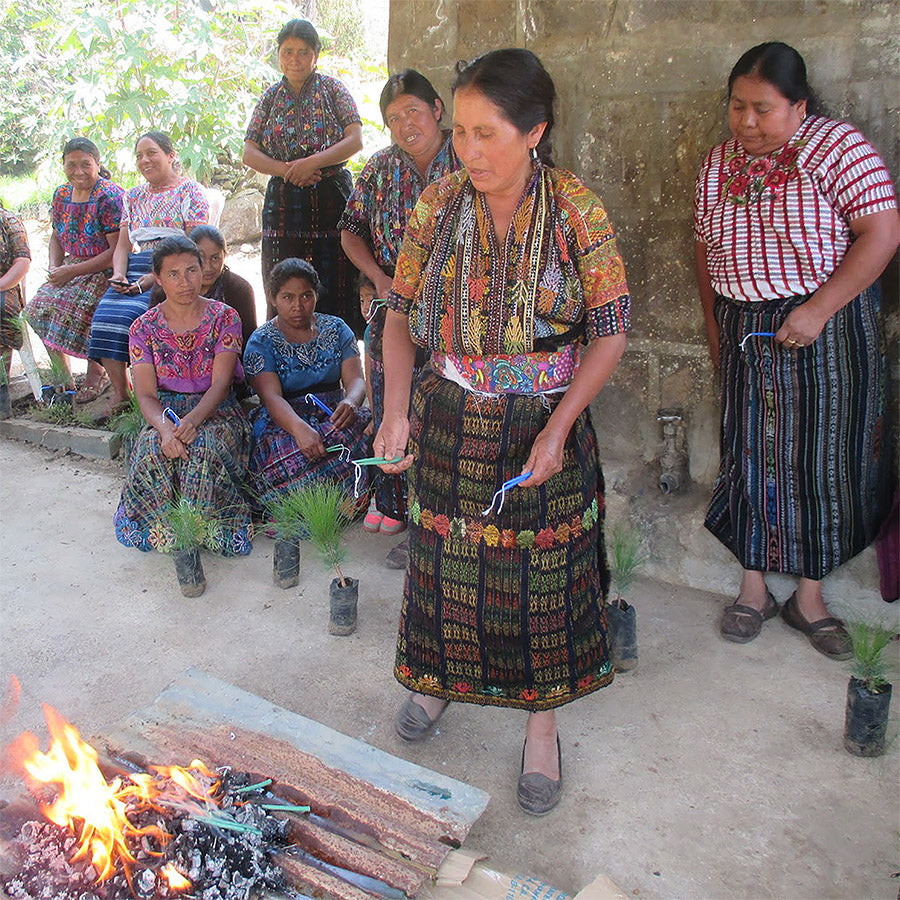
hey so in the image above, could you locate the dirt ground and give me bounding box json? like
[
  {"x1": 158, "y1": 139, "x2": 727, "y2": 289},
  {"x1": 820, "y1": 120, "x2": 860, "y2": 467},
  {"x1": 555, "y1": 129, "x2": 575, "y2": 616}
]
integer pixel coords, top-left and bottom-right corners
[{"x1": 1, "y1": 436, "x2": 898, "y2": 899}]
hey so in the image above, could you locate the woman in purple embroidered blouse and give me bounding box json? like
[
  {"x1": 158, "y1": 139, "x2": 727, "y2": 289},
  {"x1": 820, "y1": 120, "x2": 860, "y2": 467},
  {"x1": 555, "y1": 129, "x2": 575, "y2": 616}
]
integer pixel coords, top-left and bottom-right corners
[
  {"x1": 243, "y1": 18, "x2": 364, "y2": 336},
  {"x1": 114, "y1": 235, "x2": 253, "y2": 568}
]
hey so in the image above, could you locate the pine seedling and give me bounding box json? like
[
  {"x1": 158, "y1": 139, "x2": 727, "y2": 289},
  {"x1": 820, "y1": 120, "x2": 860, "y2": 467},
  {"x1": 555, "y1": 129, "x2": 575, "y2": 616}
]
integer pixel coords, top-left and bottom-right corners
[
  {"x1": 294, "y1": 481, "x2": 351, "y2": 586},
  {"x1": 847, "y1": 621, "x2": 895, "y2": 693}
]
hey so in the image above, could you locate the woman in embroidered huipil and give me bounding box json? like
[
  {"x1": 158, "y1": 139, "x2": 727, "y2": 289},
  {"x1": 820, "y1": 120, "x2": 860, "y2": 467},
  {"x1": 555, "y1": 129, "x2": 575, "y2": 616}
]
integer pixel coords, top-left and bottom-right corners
[
  {"x1": 339, "y1": 69, "x2": 461, "y2": 562},
  {"x1": 114, "y1": 236, "x2": 252, "y2": 564},
  {"x1": 375, "y1": 50, "x2": 630, "y2": 816},
  {"x1": 243, "y1": 19, "x2": 363, "y2": 336},
  {"x1": 26, "y1": 138, "x2": 123, "y2": 401},
  {"x1": 89, "y1": 131, "x2": 209, "y2": 419},
  {"x1": 245, "y1": 258, "x2": 370, "y2": 516},
  {"x1": 694, "y1": 43, "x2": 899, "y2": 656},
  {"x1": 0, "y1": 204, "x2": 30, "y2": 379}
]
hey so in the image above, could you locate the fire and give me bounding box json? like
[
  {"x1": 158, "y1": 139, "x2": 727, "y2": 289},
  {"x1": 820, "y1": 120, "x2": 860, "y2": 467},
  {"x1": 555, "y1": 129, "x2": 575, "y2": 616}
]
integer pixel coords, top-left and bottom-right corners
[
  {"x1": 7, "y1": 702, "x2": 219, "y2": 886},
  {"x1": 160, "y1": 863, "x2": 192, "y2": 891}
]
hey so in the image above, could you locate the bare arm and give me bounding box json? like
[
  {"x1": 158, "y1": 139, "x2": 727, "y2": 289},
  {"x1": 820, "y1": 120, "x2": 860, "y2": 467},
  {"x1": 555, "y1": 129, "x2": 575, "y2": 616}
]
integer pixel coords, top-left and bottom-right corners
[
  {"x1": 775, "y1": 208, "x2": 900, "y2": 346},
  {"x1": 373, "y1": 309, "x2": 417, "y2": 472},
  {"x1": 0, "y1": 257, "x2": 29, "y2": 292},
  {"x1": 48, "y1": 230, "x2": 64, "y2": 269},
  {"x1": 340, "y1": 231, "x2": 394, "y2": 298},
  {"x1": 242, "y1": 140, "x2": 289, "y2": 179},
  {"x1": 132, "y1": 363, "x2": 187, "y2": 460},
  {"x1": 330, "y1": 354, "x2": 367, "y2": 430},
  {"x1": 694, "y1": 241, "x2": 719, "y2": 368},
  {"x1": 251, "y1": 369, "x2": 328, "y2": 461},
  {"x1": 48, "y1": 231, "x2": 120, "y2": 286},
  {"x1": 521, "y1": 332, "x2": 627, "y2": 487}
]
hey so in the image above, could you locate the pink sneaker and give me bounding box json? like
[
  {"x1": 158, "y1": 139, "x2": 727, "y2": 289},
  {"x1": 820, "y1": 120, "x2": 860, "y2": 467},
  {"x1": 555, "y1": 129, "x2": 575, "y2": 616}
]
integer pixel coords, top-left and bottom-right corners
[
  {"x1": 363, "y1": 505, "x2": 384, "y2": 532},
  {"x1": 380, "y1": 515, "x2": 407, "y2": 535}
]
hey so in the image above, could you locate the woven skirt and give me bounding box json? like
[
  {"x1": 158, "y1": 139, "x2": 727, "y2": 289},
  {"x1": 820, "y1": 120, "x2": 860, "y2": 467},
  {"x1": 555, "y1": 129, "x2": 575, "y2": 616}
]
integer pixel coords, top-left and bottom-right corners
[
  {"x1": 395, "y1": 372, "x2": 613, "y2": 711},
  {"x1": 249, "y1": 389, "x2": 372, "y2": 516},
  {"x1": 261, "y1": 173, "x2": 363, "y2": 338},
  {"x1": 706, "y1": 286, "x2": 892, "y2": 579},
  {"x1": 88, "y1": 251, "x2": 154, "y2": 362},
  {"x1": 114, "y1": 392, "x2": 253, "y2": 556}
]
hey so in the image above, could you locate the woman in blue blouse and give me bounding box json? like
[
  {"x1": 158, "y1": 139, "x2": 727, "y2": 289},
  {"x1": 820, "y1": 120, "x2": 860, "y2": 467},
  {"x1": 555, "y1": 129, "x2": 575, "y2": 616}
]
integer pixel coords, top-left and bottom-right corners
[
  {"x1": 245, "y1": 258, "x2": 371, "y2": 511},
  {"x1": 243, "y1": 19, "x2": 364, "y2": 336}
]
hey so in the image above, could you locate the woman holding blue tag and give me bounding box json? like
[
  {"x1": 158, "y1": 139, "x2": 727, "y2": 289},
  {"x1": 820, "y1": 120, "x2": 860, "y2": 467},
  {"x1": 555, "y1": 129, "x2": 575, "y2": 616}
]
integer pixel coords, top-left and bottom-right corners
[
  {"x1": 694, "y1": 43, "x2": 899, "y2": 652},
  {"x1": 245, "y1": 258, "x2": 370, "y2": 513},
  {"x1": 114, "y1": 235, "x2": 253, "y2": 557},
  {"x1": 375, "y1": 50, "x2": 630, "y2": 815}
]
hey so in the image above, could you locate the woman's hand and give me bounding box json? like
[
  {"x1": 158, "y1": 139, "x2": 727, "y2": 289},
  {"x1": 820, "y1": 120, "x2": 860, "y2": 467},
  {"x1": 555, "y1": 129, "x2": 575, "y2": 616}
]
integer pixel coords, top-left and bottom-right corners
[
  {"x1": 775, "y1": 299, "x2": 830, "y2": 349},
  {"x1": 173, "y1": 417, "x2": 198, "y2": 445},
  {"x1": 331, "y1": 399, "x2": 358, "y2": 431},
  {"x1": 374, "y1": 413, "x2": 413, "y2": 473},
  {"x1": 109, "y1": 274, "x2": 132, "y2": 294},
  {"x1": 520, "y1": 424, "x2": 567, "y2": 488},
  {"x1": 160, "y1": 430, "x2": 188, "y2": 460},
  {"x1": 284, "y1": 157, "x2": 323, "y2": 187},
  {"x1": 47, "y1": 265, "x2": 75, "y2": 287},
  {"x1": 293, "y1": 419, "x2": 327, "y2": 460}
]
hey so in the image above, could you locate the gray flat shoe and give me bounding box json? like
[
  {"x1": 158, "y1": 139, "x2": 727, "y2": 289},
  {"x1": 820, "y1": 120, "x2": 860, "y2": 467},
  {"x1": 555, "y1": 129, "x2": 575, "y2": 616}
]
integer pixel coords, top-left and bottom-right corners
[
  {"x1": 394, "y1": 694, "x2": 447, "y2": 741},
  {"x1": 517, "y1": 735, "x2": 562, "y2": 816}
]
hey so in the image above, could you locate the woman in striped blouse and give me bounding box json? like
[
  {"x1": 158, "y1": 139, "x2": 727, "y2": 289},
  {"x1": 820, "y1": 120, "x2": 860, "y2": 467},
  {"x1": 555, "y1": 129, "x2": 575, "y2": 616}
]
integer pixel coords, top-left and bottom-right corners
[{"x1": 694, "y1": 42, "x2": 900, "y2": 656}]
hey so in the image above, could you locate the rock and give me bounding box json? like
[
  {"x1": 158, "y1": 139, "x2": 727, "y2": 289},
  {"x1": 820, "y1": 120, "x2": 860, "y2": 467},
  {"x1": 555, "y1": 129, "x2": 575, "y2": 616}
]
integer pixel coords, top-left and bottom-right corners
[{"x1": 219, "y1": 190, "x2": 263, "y2": 245}]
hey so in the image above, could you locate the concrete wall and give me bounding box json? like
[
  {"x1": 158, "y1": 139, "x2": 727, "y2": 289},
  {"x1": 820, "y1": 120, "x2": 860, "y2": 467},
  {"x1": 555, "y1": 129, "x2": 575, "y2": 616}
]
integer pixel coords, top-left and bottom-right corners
[{"x1": 387, "y1": 0, "x2": 899, "y2": 488}]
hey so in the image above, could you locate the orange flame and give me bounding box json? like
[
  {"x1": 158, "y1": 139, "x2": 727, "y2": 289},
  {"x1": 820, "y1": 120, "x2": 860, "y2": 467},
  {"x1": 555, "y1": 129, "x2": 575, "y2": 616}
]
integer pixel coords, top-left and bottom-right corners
[
  {"x1": 160, "y1": 862, "x2": 192, "y2": 891},
  {"x1": 8, "y1": 703, "x2": 220, "y2": 884}
]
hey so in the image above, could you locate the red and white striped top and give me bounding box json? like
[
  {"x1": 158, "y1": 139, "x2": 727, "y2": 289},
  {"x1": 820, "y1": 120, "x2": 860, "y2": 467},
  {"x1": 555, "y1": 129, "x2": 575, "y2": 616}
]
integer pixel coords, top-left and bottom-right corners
[{"x1": 694, "y1": 115, "x2": 897, "y2": 302}]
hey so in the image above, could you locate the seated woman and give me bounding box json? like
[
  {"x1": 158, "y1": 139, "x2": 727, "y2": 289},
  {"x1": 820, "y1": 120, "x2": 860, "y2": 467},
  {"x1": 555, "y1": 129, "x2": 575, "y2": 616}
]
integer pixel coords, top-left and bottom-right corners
[
  {"x1": 149, "y1": 225, "x2": 258, "y2": 347},
  {"x1": 26, "y1": 138, "x2": 123, "y2": 401},
  {"x1": 244, "y1": 258, "x2": 370, "y2": 513},
  {"x1": 114, "y1": 235, "x2": 253, "y2": 557},
  {"x1": 89, "y1": 131, "x2": 208, "y2": 419}
]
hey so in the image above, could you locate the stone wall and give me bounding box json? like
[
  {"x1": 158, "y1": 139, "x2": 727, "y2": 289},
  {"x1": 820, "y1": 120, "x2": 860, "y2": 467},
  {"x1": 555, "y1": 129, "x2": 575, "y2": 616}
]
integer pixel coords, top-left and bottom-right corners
[{"x1": 387, "y1": 0, "x2": 899, "y2": 488}]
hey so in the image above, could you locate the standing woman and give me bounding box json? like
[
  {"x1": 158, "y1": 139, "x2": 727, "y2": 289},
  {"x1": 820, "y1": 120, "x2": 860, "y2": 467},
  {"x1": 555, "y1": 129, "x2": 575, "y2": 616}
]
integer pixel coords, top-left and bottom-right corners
[
  {"x1": 243, "y1": 19, "x2": 363, "y2": 336},
  {"x1": 339, "y1": 69, "x2": 461, "y2": 562},
  {"x1": 375, "y1": 50, "x2": 630, "y2": 815},
  {"x1": 694, "y1": 42, "x2": 900, "y2": 655},
  {"x1": 88, "y1": 131, "x2": 209, "y2": 419},
  {"x1": 27, "y1": 138, "x2": 123, "y2": 401}
]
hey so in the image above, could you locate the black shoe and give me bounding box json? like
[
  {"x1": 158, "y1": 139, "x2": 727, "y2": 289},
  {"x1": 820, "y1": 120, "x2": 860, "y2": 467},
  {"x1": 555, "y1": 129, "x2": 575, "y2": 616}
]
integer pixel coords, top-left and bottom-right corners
[{"x1": 516, "y1": 734, "x2": 562, "y2": 816}]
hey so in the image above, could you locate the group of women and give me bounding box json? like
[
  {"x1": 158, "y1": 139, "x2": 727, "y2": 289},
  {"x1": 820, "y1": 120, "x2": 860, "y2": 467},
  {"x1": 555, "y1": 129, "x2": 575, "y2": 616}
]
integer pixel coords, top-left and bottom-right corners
[{"x1": 3, "y1": 22, "x2": 897, "y2": 817}]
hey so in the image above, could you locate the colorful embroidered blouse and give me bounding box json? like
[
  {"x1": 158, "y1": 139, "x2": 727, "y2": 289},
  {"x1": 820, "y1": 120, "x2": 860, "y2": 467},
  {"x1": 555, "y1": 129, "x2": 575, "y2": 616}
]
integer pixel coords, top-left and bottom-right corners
[
  {"x1": 244, "y1": 314, "x2": 358, "y2": 395},
  {"x1": 245, "y1": 74, "x2": 361, "y2": 178},
  {"x1": 129, "y1": 300, "x2": 243, "y2": 393},
  {"x1": 694, "y1": 115, "x2": 898, "y2": 302},
  {"x1": 51, "y1": 178, "x2": 124, "y2": 259},
  {"x1": 0, "y1": 208, "x2": 31, "y2": 305},
  {"x1": 338, "y1": 131, "x2": 460, "y2": 270},
  {"x1": 389, "y1": 166, "x2": 630, "y2": 367},
  {"x1": 122, "y1": 180, "x2": 209, "y2": 245}
]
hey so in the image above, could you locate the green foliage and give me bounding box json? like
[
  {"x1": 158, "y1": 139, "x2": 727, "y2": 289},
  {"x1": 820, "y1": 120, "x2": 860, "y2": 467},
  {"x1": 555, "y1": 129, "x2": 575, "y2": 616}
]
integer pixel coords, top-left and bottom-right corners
[
  {"x1": 159, "y1": 496, "x2": 208, "y2": 553},
  {"x1": 45, "y1": 354, "x2": 71, "y2": 389},
  {"x1": 6, "y1": 0, "x2": 376, "y2": 185},
  {"x1": 847, "y1": 621, "x2": 895, "y2": 693},
  {"x1": 607, "y1": 520, "x2": 647, "y2": 599},
  {"x1": 293, "y1": 481, "x2": 350, "y2": 583},
  {"x1": 109, "y1": 391, "x2": 145, "y2": 438},
  {"x1": 29, "y1": 399, "x2": 75, "y2": 425},
  {"x1": 265, "y1": 487, "x2": 307, "y2": 542}
]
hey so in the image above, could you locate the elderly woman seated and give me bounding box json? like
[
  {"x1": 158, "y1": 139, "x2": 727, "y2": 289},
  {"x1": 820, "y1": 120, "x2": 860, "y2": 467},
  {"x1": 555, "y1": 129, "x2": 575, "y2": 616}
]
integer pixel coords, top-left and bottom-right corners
[
  {"x1": 244, "y1": 258, "x2": 370, "y2": 512},
  {"x1": 114, "y1": 234, "x2": 253, "y2": 557}
]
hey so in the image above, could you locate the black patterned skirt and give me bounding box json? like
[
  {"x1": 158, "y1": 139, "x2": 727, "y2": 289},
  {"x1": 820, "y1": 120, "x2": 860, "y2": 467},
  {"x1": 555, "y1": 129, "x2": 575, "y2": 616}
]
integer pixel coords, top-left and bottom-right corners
[
  {"x1": 395, "y1": 372, "x2": 613, "y2": 711},
  {"x1": 706, "y1": 286, "x2": 892, "y2": 579},
  {"x1": 261, "y1": 173, "x2": 363, "y2": 338}
]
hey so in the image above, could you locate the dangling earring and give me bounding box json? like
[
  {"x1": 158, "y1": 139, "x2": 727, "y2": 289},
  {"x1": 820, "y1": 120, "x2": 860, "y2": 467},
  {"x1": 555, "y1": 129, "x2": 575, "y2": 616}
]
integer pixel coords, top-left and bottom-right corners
[{"x1": 530, "y1": 146, "x2": 538, "y2": 162}]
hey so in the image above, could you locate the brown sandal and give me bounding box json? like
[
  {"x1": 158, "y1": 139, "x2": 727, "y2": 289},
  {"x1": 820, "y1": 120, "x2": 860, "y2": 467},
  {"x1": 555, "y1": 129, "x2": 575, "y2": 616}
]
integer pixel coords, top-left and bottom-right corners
[
  {"x1": 74, "y1": 373, "x2": 110, "y2": 404},
  {"x1": 720, "y1": 590, "x2": 779, "y2": 643},
  {"x1": 781, "y1": 592, "x2": 852, "y2": 660}
]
